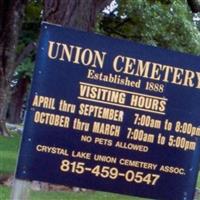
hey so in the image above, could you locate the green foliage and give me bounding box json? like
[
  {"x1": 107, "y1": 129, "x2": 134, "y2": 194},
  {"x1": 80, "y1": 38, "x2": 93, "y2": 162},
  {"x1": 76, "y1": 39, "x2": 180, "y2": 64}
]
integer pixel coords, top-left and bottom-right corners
[
  {"x1": 15, "y1": 58, "x2": 34, "y2": 79},
  {"x1": 18, "y1": 0, "x2": 42, "y2": 49},
  {"x1": 99, "y1": 0, "x2": 200, "y2": 55},
  {"x1": 15, "y1": 0, "x2": 42, "y2": 83}
]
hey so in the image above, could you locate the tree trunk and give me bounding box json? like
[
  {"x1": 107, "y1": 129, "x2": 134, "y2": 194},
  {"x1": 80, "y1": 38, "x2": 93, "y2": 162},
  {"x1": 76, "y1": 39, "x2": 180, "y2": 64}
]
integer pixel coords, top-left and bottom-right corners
[
  {"x1": 0, "y1": 0, "x2": 28, "y2": 136},
  {"x1": 8, "y1": 77, "x2": 30, "y2": 124},
  {"x1": 187, "y1": 0, "x2": 200, "y2": 12},
  {"x1": 0, "y1": 78, "x2": 10, "y2": 136},
  {"x1": 43, "y1": 0, "x2": 112, "y2": 31},
  {"x1": 42, "y1": 0, "x2": 112, "y2": 190}
]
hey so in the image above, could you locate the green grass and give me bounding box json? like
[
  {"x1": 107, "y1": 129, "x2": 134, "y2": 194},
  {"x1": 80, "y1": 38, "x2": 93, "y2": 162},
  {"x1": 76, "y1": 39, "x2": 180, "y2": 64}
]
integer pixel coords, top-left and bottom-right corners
[
  {"x1": 31, "y1": 190, "x2": 146, "y2": 200},
  {"x1": 0, "y1": 185, "x2": 147, "y2": 200},
  {"x1": 197, "y1": 174, "x2": 200, "y2": 188},
  {"x1": 0, "y1": 186, "x2": 10, "y2": 200},
  {"x1": 0, "y1": 134, "x2": 20, "y2": 175}
]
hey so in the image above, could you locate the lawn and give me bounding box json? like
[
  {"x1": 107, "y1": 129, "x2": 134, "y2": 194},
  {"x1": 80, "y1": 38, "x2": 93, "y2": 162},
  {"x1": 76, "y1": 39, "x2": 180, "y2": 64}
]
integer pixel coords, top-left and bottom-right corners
[
  {"x1": 0, "y1": 134, "x2": 20, "y2": 176},
  {"x1": 0, "y1": 185, "x2": 146, "y2": 200}
]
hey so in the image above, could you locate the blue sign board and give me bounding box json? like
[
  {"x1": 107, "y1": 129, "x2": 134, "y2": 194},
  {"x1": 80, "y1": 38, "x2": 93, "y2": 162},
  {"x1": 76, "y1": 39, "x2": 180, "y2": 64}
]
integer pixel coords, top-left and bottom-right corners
[{"x1": 16, "y1": 22, "x2": 200, "y2": 200}]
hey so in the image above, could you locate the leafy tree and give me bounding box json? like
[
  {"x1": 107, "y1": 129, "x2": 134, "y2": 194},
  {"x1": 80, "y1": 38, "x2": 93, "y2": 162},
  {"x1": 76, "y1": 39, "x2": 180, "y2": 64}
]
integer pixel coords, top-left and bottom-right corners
[{"x1": 99, "y1": 0, "x2": 200, "y2": 55}]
